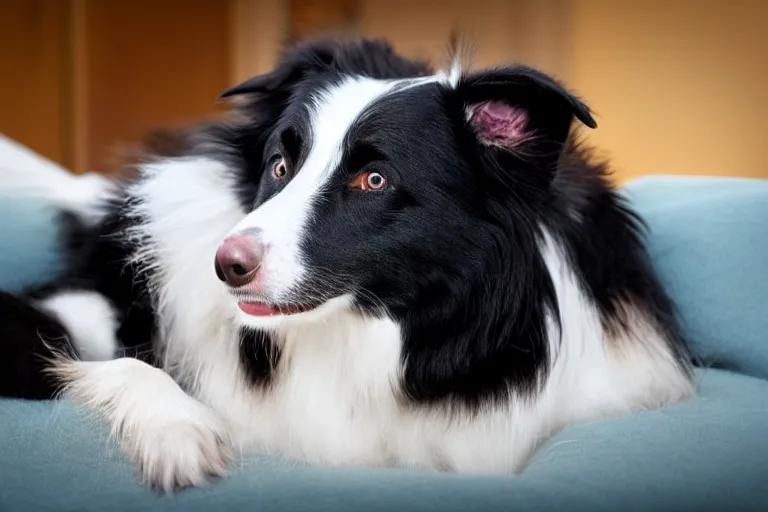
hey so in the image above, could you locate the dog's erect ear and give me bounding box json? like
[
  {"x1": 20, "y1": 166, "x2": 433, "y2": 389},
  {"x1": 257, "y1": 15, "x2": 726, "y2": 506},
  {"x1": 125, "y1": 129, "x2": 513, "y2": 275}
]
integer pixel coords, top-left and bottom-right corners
[
  {"x1": 457, "y1": 66, "x2": 596, "y2": 174},
  {"x1": 220, "y1": 41, "x2": 337, "y2": 98}
]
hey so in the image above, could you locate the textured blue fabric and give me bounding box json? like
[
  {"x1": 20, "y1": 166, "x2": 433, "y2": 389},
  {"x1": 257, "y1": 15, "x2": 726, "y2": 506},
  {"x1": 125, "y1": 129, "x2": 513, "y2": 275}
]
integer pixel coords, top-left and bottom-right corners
[
  {"x1": 524, "y1": 368, "x2": 768, "y2": 511},
  {"x1": 0, "y1": 197, "x2": 67, "y2": 294},
  {"x1": 1, "y1": 369, "x2": 766, "y2": 511},
  {"x1": 1, "y1": 176, "x2": 767, "y2": 511}
]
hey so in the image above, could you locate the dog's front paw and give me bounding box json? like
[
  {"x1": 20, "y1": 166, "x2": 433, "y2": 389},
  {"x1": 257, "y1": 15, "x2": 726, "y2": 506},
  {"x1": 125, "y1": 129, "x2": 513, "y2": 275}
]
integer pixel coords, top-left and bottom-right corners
[
  {"x1": 50, "y1": 358, "x2": 233, "y2": 492},
  {"x1": 125, "y1": 415, "x2": 231, "y2": 492}
]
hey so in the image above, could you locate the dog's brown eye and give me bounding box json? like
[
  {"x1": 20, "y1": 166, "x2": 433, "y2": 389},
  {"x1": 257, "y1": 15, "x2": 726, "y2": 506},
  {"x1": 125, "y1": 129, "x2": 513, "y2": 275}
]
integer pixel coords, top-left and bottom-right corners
[
  {"x1": 350, "y1": 171, "x2": 387, "y2": 191},
  {"x1": 272, "y1": 158, "x2": 287, "y2": 179}
]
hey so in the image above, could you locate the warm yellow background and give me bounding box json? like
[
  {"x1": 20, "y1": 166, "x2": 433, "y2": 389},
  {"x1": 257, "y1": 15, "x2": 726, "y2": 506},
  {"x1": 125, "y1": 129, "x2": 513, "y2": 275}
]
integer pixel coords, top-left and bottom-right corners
[
  {"x1": 1, "y1": 0, "x2": 766, "y2": 182},
  {"x1": 569, "y1": 1, "x2": 768, "y2": 182}
]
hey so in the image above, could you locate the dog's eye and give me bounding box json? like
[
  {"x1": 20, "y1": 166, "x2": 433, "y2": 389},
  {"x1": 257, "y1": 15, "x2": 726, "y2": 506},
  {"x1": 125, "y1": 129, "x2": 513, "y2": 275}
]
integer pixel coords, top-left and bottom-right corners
[
  {"x1": 272, "y1": 157, "x2": 287, "y2": 180},
  {"x1": 349, "y1": 171, "x2": 387, "y2": 191}
]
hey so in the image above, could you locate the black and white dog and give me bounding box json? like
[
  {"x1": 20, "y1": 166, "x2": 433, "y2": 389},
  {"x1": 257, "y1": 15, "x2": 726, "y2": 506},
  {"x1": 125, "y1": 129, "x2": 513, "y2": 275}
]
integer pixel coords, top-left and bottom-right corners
[{"x1": 0, "y1": 38, "x2": 694, "y2": 491}]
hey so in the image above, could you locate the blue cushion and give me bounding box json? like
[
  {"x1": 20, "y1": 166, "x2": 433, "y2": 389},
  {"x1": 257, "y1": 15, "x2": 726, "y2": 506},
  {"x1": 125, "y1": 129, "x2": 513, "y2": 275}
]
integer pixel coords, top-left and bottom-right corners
[
  {"x1": 0, "y1": 197, "x2": 68, "y2": 294},
  {"x1": 1, "y1": 369, "x2": 766, "y2": 511},
  {"x1": 526, "y1": 369, "x2": 768, "y2": 510},
  {"x1": 1, "y1": 176, "x2": 767, "y2": 510}
]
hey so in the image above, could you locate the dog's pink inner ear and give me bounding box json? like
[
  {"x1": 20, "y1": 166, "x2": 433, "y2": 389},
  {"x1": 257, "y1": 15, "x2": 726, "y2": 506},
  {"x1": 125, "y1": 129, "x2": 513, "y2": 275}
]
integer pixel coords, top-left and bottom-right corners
[{"x1": 468, "y1": 101, "x2": 529, "y2": 147}]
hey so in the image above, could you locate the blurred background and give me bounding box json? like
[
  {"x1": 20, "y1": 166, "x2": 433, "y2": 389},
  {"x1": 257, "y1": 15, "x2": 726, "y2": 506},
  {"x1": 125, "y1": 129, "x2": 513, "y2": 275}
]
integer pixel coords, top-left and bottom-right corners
[{"x1": 1, "y1": 0, "x2": 766, "y2": 183}]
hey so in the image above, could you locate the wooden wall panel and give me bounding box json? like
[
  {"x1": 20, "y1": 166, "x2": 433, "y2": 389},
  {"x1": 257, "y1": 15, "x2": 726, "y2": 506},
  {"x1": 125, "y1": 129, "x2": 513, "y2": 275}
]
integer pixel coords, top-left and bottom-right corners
[
  {"x1": 82, "y1": 0, "x2": 231, "y2": 172},
  {"x1": 0, "y1": 0, "x2": 72, "y2": 167},
  {"x1": 290, "y1": 0, "x2": 359, "y2": 39},
  {"x1": 230, "y1": 0, "x2": 288, "y2": 84},
  {"x1": 360, "y1": 0, "x2": 528, "y2": 70}
]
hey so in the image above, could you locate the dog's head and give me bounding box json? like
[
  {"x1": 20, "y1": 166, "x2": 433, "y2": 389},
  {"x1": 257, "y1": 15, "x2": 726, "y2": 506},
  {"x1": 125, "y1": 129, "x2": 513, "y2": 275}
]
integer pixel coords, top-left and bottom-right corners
[{"x1": 213, "y1": 38, "x2": 596, "y2": 329}]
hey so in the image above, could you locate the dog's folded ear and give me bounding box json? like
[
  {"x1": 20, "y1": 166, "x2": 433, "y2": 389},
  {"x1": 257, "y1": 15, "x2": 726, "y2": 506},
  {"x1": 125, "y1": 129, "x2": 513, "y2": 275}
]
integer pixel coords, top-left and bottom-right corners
[{"x1": 457, "y1": 66, "x2": 596, "y2": 177}]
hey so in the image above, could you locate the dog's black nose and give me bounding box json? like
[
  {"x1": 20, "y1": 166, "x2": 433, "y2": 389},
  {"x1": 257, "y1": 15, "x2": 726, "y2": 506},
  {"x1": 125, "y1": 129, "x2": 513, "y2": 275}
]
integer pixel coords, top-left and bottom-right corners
[{"x1": 214, "y1": 233, "x2": 264, "y2": 287}]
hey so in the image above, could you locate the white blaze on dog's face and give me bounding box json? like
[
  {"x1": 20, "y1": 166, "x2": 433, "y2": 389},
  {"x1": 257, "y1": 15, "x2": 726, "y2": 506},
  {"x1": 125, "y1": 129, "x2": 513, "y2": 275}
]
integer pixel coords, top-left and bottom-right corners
[
  {"x1": 218, "y1": 77, "x2": 399, "y2": 327},
  {"x1": 230, "y1": 79, "x2": 393, "y2": 294}
]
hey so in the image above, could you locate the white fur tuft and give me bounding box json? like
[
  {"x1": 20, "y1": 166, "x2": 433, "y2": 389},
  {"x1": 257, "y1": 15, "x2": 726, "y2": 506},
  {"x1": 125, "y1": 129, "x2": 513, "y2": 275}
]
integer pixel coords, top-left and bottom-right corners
[
  {"x1": 37, "y1": 290, "x2": 119, "y2": 361},
  {"x1": 437, "y1": 56, "x2": 463, "y2": 88},
  {"x1": 538, "y1": 230, "x2": 694, "y2": 425}
]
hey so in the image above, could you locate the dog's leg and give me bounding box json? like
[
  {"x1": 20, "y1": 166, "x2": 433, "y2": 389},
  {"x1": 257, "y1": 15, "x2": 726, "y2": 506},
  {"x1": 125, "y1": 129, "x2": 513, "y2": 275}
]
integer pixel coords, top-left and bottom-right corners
[
  {"x1": 0, "y1": 291, "x2": 76, "y2": 399},
  {"x1": 51, "y1": 357, "x2": 230, "y2": 491}
]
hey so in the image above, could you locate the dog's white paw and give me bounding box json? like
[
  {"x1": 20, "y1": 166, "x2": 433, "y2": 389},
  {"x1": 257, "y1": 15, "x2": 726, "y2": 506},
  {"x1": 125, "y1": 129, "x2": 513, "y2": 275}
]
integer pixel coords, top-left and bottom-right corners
[
  {"x1": 50, "y1": 357, "x2": 232, "y2": 492},
  {"x1": 126, "y1": 416, "x2": 231, "y2": 492}
]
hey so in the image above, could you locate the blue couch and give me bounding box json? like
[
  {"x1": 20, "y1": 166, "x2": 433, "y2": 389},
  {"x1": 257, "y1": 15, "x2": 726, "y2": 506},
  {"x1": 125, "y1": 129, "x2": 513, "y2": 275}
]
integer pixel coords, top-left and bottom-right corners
[{"x1": 1, "y1": 176, "x2": 767, "y2": 511}]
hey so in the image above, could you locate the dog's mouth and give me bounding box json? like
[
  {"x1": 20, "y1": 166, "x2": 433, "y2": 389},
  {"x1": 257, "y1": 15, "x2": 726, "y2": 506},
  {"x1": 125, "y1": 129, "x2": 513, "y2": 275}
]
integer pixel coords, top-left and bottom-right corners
[{"x1": 238, "y1": 301, "x2": 318, "y2": 317}]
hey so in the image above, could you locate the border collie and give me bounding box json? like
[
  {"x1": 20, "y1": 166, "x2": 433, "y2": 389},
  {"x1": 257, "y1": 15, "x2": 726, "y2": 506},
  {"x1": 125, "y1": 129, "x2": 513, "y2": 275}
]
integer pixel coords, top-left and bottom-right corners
[{"x1": 0, "y1": 38, "x2": 694, "y2": 491}]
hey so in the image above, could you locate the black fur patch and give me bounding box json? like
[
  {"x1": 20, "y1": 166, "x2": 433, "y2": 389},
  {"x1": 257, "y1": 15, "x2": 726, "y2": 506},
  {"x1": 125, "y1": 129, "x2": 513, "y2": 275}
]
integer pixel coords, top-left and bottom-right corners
[
  {"x1": 238, "y1": 329, "x2": 281, "y2": 387},
  {"x1": 0, "y1": 291, "x2": 75, "y2": 399},
  {"x1": 25, "y1": 195, "x2": 159, "y2": 367}
]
